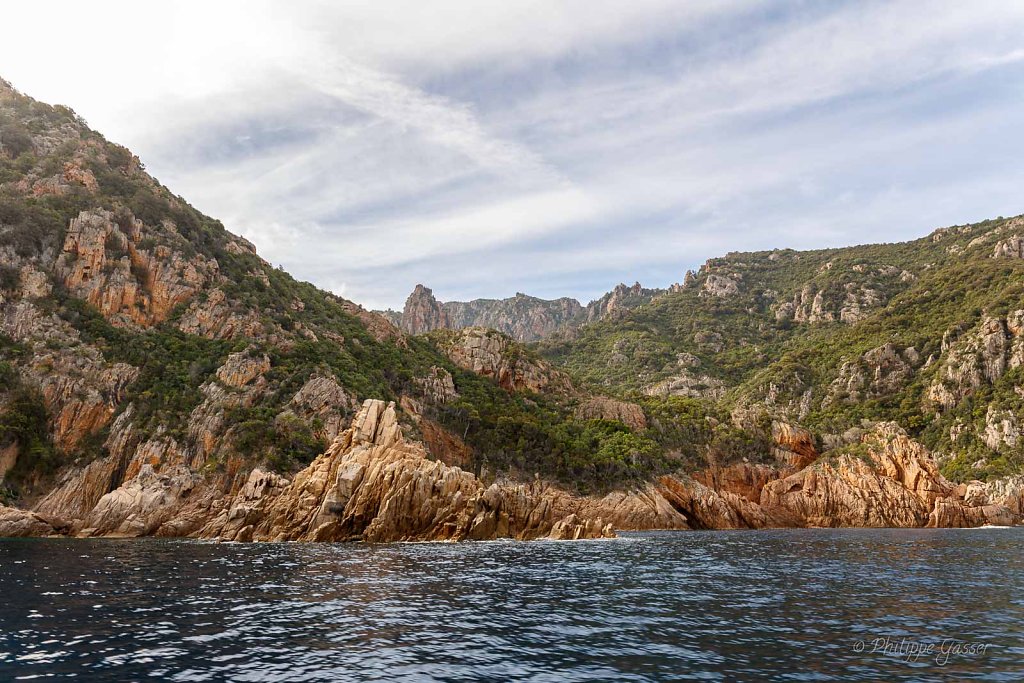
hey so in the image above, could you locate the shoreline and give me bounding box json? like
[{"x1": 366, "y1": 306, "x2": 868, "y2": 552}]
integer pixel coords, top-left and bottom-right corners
[{"x1": 3, "y1": 520, "x2": 1019, "y2": 545}]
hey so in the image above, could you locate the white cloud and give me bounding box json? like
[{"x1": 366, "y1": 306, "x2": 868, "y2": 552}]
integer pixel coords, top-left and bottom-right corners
[{"x1": 1, "y1": 1, "x2": 1023, "y2": 308}]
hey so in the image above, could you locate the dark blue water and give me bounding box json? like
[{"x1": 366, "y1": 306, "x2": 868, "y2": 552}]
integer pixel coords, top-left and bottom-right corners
[{"x1": 1, "y1": 529, "x2": 1022, "y2": 681}]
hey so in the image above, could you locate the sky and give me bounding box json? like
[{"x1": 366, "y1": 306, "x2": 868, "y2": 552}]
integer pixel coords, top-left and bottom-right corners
[{"x1": 2, "y1": 1, "x2": 1024, "y2": 310}]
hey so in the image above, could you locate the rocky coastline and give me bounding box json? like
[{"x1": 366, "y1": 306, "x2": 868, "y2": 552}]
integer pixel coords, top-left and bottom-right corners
[
  {"x1": 1, "y1": 76, "x2": 1022, "y2": 546},
  {"x1": 2, "y1": 399, "x2": 1018, "y2": 542}
]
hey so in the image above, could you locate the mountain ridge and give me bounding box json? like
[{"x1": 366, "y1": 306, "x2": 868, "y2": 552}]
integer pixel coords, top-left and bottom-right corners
[{"x1": 379, "y1": 280, "x2": 679, "y2": 342}]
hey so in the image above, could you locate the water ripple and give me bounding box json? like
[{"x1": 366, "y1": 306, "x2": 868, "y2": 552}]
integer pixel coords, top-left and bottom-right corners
[{"x1": 1, "y1": 529, "x2": 1022, "y2": 681}]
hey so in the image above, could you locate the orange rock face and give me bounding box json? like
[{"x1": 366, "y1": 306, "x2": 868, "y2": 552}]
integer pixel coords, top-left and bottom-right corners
[
  {"x1": 57, "y1": 209, "x2": 216, "y2": 327},
  {"x1": 29, "y1": 399, "x2": 614, "y2": 542},
  {"x1": 761, "y1": 424, "x2": 1015, "y2": 527},
  {"x1": 199, "y1": 400, "x2": 614, "y2": 542},
  {"x1": 770, "y1": 420, "x2": 819, "y2": 468},
  {"x1": 0, "y1": 300, "x2": 138, "y2": 454},
  {"x1": 442, "y1": 327, "x2": 573, "y2": 394}
]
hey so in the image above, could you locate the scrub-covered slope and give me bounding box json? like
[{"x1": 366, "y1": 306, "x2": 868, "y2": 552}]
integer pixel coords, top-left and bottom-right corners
[
  {"x1": 541, "y1": 213, "x2": 1024, "y2": 484},
  {"x1": 0, "y1": 78, "x2": 667, "y2": 538}
]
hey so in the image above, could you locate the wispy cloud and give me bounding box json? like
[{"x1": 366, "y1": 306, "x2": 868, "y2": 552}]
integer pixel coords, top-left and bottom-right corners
[{"x1": 1, "y1": 1, "x2": 1023, "y2": 309}]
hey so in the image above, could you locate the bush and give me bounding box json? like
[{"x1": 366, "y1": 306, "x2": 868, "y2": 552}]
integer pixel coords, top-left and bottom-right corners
[
  {"x1": 0, "y1": 124, "x2": 33, "y2": 158},
  {"x1": 104, "y1": 232, "x2": 127, "y2": 259},
  {"x1": 0, "y1": 264, "x2": 18, "y2": 292},
  {"x1": 0, "y1": 387, "x2": 62, "y2": 491},
  {"x1": 229, "y1": 408, "x2": 326, "y2": 473}
]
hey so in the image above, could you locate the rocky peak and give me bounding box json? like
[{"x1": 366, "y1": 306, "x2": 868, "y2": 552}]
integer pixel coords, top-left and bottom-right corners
[
  {"x1": 584, "y1": 281, "x2": 661, "y2": 322},
  {"x1": 401, "y1": 284, "x2": 447, "y2": 335},
  {"x1": 388, "y1": 280, "x2": 670, "y2": 342}
]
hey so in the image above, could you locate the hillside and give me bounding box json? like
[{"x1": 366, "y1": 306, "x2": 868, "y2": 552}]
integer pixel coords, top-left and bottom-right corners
[
  {"x1": 1, "y1": 77, "x2": 1021, "y2": 540},
  {"x1": 540, "y1": 215, "x2": 1024, "y2": 482},
  {"x1": 0, "y1": 78, "x2": 691, "y2": 536}
]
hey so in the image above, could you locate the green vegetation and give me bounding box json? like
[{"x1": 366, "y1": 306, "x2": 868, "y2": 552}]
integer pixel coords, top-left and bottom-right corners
[
  {"x1": 0, "y1": 380, "x2": 62, "y2": 501},
  {"x1": 430, "y1": 377, "x2": 670, "y2": 493},
  {"x1": 3, "y1": 77, "x2": 1024, "y2": 499},
  {"x1": 539, "y1": 216, "x2": 1024, "y2": 483},
  {"x1": 227, "y1": 407, "x2": 326, "y2": 473}
]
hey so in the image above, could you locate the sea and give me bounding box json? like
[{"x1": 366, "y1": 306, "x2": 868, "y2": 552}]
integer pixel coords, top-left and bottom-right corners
[{"x1": 2, "y1": 528, "x2": 1022, "y2": 681}]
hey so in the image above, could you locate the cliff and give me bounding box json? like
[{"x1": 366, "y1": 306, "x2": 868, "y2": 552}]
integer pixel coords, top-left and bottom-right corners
[
  {"x1": 7, "y1": 407, "x2": 1015, "y2": 540},
  {"x1": 385, "y1": 281, "x2": 672, "y2": 342},
  {"x1": 10, "y1": 399, "x2": 613, "y2": 541}
]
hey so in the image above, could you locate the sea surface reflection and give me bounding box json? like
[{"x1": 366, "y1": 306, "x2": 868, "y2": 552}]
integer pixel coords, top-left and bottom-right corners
[{"x1": 2, "y1": 528, "x2": 1022, "y2": 681}]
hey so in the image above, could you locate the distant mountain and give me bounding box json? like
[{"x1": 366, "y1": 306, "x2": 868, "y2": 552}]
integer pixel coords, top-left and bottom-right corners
[{"x1": 381, "y1": 281, "x2": 679, "y2": 342}]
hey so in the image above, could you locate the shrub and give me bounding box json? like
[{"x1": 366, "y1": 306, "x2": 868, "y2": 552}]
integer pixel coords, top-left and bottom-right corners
[
  {"x1": 0, "y1": 264, "x2": 19, "y2": 292},
  {"x1": 0, "y1": 124, "x2": 32, "y2": 158},
  {"x1": 0, "y1": 387, "x2": 62, "y2": 491}
]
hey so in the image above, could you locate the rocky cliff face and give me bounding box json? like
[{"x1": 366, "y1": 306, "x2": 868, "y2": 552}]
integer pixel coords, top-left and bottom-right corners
[
  {"x1": 436, "y1": 327, "x2": 574, "y2": 394},
  {"x1": 56, "y1": 209, "x2": 217, "y2": 327},
  {"x1": 386, "y1": 281, "x2": 671, "y2": 342},
  {"x1": 927, "y1": 312, "x2": 1024, "y2": 411},
  {"x1": 583, "y1": 282, "x2": 673, "y2": 323},
  {"x1": 585, "y1": 421, "x2": 1021, "y2": 531},
  {"x1": 761, "y1": 424, "x2": 1016, "y2": 527},
  {"x1": 1, "y1": 298, "x2": 138, "y2": 454},
  {"x1": 11, "y1": 400, "x2": 615, "y2": 541}
]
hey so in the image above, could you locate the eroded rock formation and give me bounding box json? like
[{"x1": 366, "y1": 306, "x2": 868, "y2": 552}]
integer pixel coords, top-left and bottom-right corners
[
  {"x1": 26, "y1": 401, "x2": 617, "y2": 542},
  {"x1": 762, "y1": 424, "x2": 1015, "y2": 527},
  {"x1": 388, "y1": 281, "x2": 668, "y2": 342},
  {"x1": 1, "y1": 300, "x2": 138, "y2": 452},
  {"x1": 440, "y1": 327, "x2": 573, "y2": 394},
  {"x1": 927, "y1": 313, "x2": 1024, "y2": 410},
  {"x1": 57, "y1": 209, "x2": 216, "y2": 327}
]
